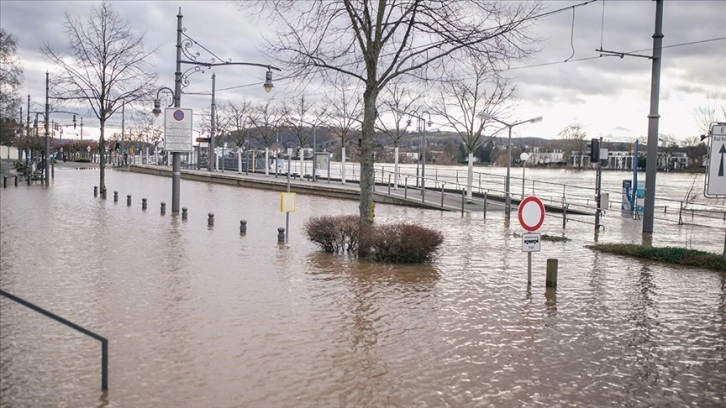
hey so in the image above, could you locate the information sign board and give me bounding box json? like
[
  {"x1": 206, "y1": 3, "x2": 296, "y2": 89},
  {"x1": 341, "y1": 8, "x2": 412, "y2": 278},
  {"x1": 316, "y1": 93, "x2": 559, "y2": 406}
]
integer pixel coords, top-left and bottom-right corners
[
  {"x1": 522, "y1": 233, "x2": 541, "y2": 252},
  {"x1": 706, "y1": 123, "x2": 726, "y2": 197},
  {"x1": 164, "y1": 108, "x2": 193, "y2": 152}
]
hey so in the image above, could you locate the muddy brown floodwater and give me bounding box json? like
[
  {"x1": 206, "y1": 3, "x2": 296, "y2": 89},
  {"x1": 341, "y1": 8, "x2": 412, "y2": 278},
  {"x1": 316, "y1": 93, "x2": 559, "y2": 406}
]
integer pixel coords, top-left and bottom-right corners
[{"x1": 1, "y1": 168, "x2": 724, "y2": 407}]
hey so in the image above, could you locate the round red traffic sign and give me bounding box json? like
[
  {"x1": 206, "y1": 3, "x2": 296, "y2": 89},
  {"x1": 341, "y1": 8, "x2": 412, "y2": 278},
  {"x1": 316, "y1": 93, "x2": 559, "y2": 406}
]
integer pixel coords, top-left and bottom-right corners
[{"x1": 518, "y1": 196, "x2": 546, "y2": 232}]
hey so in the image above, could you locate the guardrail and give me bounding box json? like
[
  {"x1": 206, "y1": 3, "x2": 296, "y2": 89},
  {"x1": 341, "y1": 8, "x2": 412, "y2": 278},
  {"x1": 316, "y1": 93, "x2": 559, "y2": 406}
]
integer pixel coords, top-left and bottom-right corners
[{"x1": 0, "y1": 289, "x2": 108, "y2": 391}]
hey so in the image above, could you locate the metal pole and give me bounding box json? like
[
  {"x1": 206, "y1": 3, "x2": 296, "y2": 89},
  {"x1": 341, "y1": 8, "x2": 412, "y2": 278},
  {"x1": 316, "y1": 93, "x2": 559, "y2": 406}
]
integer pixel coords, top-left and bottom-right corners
[
  {"x1": 643, "y1": 0, "x2": 664, "y2": 234},
  {"x1": 505, "y1": 125, "x2": 512, "y2": 219},
  {"x1": 121, "y1": 102, "x2": 125, "y2": 164},
  {"x1": 312, "y1": 125, "x2": 317, "y2": 181},
  {"x1": 171, "y1": 7, "x2": 183, "y2": 214},
  {"x1": 44, "y1": 72, "x2": 50, "y2": 184},
  {"x1": 209, "y1": 73, "x2": 216, "y2": 172}
]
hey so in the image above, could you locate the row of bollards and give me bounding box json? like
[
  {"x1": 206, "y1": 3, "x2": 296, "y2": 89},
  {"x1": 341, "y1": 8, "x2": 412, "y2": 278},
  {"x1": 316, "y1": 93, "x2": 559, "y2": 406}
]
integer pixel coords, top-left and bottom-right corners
[{"x1": 92, "y1": 185, "x2": 276, "y2": 239}]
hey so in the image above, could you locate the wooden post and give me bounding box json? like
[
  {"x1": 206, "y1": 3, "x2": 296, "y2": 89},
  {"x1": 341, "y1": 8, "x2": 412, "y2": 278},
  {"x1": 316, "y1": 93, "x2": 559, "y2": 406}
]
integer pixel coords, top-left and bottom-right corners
[{"x1": 546, "y1": 258, "x2": 558, "y2": 288}]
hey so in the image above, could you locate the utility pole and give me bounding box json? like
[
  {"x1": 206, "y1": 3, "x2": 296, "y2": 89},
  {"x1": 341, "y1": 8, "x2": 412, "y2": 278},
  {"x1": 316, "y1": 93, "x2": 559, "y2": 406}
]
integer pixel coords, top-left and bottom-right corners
[{"x1": 642, "y1": 0, "x2": 664, "y2": 235}]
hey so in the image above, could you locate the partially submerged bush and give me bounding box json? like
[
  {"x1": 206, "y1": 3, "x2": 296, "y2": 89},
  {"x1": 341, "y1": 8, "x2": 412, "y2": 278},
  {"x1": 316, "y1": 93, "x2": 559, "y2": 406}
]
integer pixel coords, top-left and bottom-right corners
[
  {"x1": 304, "y1": 215, "x2": 443, "y2": 263},
  {"x1": 304, "y1": 215, "x2": 359, "y2": 254},
  {"x1": 369, "y1": 223, "x2": 443, "y2": 263}
]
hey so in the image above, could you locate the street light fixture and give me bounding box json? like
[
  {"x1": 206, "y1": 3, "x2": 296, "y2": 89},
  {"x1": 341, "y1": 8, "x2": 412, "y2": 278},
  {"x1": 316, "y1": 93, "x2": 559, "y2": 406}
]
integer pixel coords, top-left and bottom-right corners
[
  {"x1": 479, "y1": 113, "x2": 542, "y2": 219},
  {"x1": 151, "y1": 8, "x2": 281, "y2": 214}
]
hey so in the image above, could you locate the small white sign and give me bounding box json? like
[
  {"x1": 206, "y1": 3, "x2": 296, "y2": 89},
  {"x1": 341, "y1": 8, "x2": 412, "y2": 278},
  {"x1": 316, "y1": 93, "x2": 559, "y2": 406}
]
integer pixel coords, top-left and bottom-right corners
[
  {"x1": 522, "y1": 233, "x2": 541, "y2": 252},
  {"x1": 164, "y1": 108, "x2": 193, "y2": 152}
]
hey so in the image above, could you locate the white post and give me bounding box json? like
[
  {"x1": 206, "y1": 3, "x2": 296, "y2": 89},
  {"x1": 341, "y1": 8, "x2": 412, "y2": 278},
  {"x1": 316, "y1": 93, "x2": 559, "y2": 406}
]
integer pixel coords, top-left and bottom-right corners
[
  {"x1": 394, "y1": 146, "x2": 399, "y2": 190},
  {"x1": 467, "y1": 152, "x2": 474, "y2": 200},
  {"x1": 341, "y1": 146, "x2": 347, "y2": 184},
  {"x1": 238, "y1": 150, "x2": 242, "y2": 174},
  {"x1": 264, "y1": 147, "x2": 270, "y2": 176}
]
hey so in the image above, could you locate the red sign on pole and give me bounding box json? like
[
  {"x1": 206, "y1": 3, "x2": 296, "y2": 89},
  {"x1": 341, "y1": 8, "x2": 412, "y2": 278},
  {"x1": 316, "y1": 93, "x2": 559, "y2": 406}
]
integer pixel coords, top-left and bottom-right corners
[{"x1": 518, "y1": 196, "x2": 546, "y2": 232}]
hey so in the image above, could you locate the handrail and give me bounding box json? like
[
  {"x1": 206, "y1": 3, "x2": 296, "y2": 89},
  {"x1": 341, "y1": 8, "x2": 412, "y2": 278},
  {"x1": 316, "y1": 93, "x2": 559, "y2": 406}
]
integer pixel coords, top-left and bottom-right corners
[{"x1": 0, "y1": 289, "x2": 108, "y2": 391}]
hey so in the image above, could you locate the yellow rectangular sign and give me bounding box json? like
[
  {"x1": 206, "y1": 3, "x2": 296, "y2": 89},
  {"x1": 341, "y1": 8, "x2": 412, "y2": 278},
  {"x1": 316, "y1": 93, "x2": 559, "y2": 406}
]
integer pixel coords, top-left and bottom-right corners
[{"x1": 280, "y1": 192, "x2": 296, "y2": 213}]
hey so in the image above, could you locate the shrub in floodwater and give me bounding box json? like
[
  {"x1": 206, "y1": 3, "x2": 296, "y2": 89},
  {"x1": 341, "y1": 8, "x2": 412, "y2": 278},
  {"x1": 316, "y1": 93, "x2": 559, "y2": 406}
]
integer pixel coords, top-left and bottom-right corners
[
  {"x1": 368, "y1": 222, "x2": 444, "y2": 263},
  {"x1": 304, "y1": 215, "x2": 444, "y2": 263},
  {"x1": 304, "y1": 214, "x2": 359, "y2": 254}
]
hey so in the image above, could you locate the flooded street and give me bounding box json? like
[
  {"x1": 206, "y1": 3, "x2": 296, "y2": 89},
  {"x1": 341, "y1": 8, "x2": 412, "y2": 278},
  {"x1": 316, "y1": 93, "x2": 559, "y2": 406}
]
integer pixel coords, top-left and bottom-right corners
[{"x1": 1, "y1": 168, "x2": 724, "y2": 407}]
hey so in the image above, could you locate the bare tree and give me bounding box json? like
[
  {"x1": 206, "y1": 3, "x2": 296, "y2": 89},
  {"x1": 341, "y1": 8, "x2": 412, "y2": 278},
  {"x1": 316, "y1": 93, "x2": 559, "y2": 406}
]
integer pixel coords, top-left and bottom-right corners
[
  {"x1": 128, "y1": 113, "x2": 163, "y2": 162},
  {"x1": 0, "y1": 28, "x2": 23, "y2": 149},
  {"x1": 376, "y1": 79, "x2": 421, "y2": 189},
  {"x1": 224, "y1": 100, "x2": 252, "y2": 150},
  {"x1": 245, "y1": 0, "x2": 539, "y2": 235},
  {"x1": 248, "y1": 99, "x2": 285, "y2": 175},
  {"x1": 326, "y1": 77, "x2": 362, "y2": 184},
  {"x1": 694, "y1": 91, "x2": 726, "y2": 135},
  {"x1": 285, "y1": 95, "x2": 315, "y2": 176},
  {"x1": 43, "y1": 1, "x2": 157, "y2": 197},
  {"x1": 431, "y1": 59, "x2": 513, "y2": 200},
  {"x1": 557, "y1": 125, "x2": 587, "y2": 164}
]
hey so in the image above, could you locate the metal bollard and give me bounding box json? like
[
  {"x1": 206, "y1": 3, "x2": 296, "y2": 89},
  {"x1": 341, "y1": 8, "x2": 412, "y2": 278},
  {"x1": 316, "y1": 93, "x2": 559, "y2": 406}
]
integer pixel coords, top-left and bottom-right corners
[
  {"x1": 127, "y1": 195, "x2": 132, "y2": 206},
  {"x1": 277, "y1": 227, "x2": 285, "y2": 243},
  {"x1": 208, "y1": 213, "x2": 214, "y2": 227},
  {"x1": 161, "y1": 202, "x2": 166, "y2": 215},
  {"x1": 562, "y1": 203, "x2": 569, "y2": 229},
  {"x1": 114, "y1": 191, "x2": 118, "y2": 202},
  {"x1": 142, "y1": 198, "x2": 147, "y2": 210},
  {"x1": 460, "y1": 189, "x2": 464, "y2": 215},
  {"x1": 546, "y1": 259, "x2": 559, "y2": 288},
  {"x1": 3, "y1": 176, "x2": 6, "y2": 188},
  {"x1": 182, "y1": 208, "x2": 188, "y2": 220},
  {"x1": 51, "y1": 164, "x2": 54, "y2": 179},
  {"x1": 240, "y1": 220, "x2": 247, "y2": 234},
  {"x1": 483, "y1": 191, "x2": 487, "y2": 219},
  {"x1": 94, "y1": 186, "x2": 98, "y2": 197},
  {"x1": 14, "y1": 175, "x2": 18, "y2": 187}
]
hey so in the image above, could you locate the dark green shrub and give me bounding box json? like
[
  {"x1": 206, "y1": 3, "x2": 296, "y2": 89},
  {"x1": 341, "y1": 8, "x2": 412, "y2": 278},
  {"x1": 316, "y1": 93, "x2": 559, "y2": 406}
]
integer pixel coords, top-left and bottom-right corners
[
  {"x1": 369, "y1": 223, "x2": 443, "y2": 263},
  {"x1": 73, "y1": 157, "x2": 91, "y2": 163}
]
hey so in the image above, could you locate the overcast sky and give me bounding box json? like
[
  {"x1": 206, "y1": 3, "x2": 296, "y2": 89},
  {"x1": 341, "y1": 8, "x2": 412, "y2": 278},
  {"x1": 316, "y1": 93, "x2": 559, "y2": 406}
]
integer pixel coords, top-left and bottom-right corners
[{"x1": 1, "y1": 0, "x2": 724, "y2": 143}]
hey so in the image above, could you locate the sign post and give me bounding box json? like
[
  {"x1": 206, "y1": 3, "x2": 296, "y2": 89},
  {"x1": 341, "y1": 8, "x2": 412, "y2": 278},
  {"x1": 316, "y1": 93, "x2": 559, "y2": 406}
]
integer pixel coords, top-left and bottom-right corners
[
  {"x1": 703, "y1": 122, "x2": 726, "y2": 260},
  {"x1": 518, "y1": 196, "x2": 546, "y2": 285}
]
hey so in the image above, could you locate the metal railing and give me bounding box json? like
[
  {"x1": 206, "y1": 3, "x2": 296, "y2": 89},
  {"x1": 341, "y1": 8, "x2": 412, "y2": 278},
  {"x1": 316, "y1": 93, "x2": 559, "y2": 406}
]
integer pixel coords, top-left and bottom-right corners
[{"x1": 0, "y1": 289, "x2": 108, "y2": 391}]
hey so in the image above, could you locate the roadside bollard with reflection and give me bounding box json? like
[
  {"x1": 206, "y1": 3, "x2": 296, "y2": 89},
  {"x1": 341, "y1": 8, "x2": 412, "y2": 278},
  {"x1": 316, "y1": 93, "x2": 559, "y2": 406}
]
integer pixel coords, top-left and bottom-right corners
[
  {"x1": 14, "y1": 175, "x2": 18, "y2": 187},
  {"x1": 240, "y1": 220, "x2": 247, "y2": 234},
  {"x1": 142, "y1": 198, "x2": 147, "y2": 210},
  {"x1": 182, "y1": 208, "x2": 188, "y2": 220},
  {"x1": 208, "y1": 213, "x2": 214, "y2": 227},
  {"x1": 3, "y1": 176, "x2": 6, "y2": 188},
  {"x1": 114, "y1": 191, "x2": 118, "y2": 202},
  {"x1": 278, "y1": 227, "x2": 285, "y2": 243},
  {"x1": 546, "y1": 259, "x2": 558, "y2": 288},
  {"x1": 161, "y1": 202, "x2": 166, "y2": 215},
  {"x1": 94, "y1": 186, "x2": 98, "y2": 197},
  {"x1": 127, "y1": 195, "x2": 132, "y2": 206}
]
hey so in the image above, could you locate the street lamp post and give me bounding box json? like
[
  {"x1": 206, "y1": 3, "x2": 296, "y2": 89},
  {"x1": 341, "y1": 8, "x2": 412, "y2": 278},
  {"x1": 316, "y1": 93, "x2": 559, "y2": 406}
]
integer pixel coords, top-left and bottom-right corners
[
  {"x1": 152, "y1": 8, "x2": 280, "y2": 214},
  {"x1": 520, "y1": 152, "x2": 529, "y2": 198},
  {"x1": 480, "y1": 114, "x2": 542, "y2": 219}
]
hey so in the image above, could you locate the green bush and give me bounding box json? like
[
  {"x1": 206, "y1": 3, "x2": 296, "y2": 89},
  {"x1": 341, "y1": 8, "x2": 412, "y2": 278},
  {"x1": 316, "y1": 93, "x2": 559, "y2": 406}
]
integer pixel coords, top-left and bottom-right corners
[
  {"x1": 12, "y1": 161, "x2": 26, "y2": 171},
  {"x1": 304, "y1": 215, "x2": 443, "y2": 263},
  {"x1": 73, "y1": 157, "x2": 91, "y2": 163}
]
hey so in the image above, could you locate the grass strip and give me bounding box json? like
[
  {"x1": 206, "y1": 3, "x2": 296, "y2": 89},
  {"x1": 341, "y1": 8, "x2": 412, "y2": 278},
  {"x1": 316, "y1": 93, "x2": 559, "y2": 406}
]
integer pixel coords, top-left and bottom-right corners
[{"x1": 588, "y1": 243, "x2": 726, "y2": 272}]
